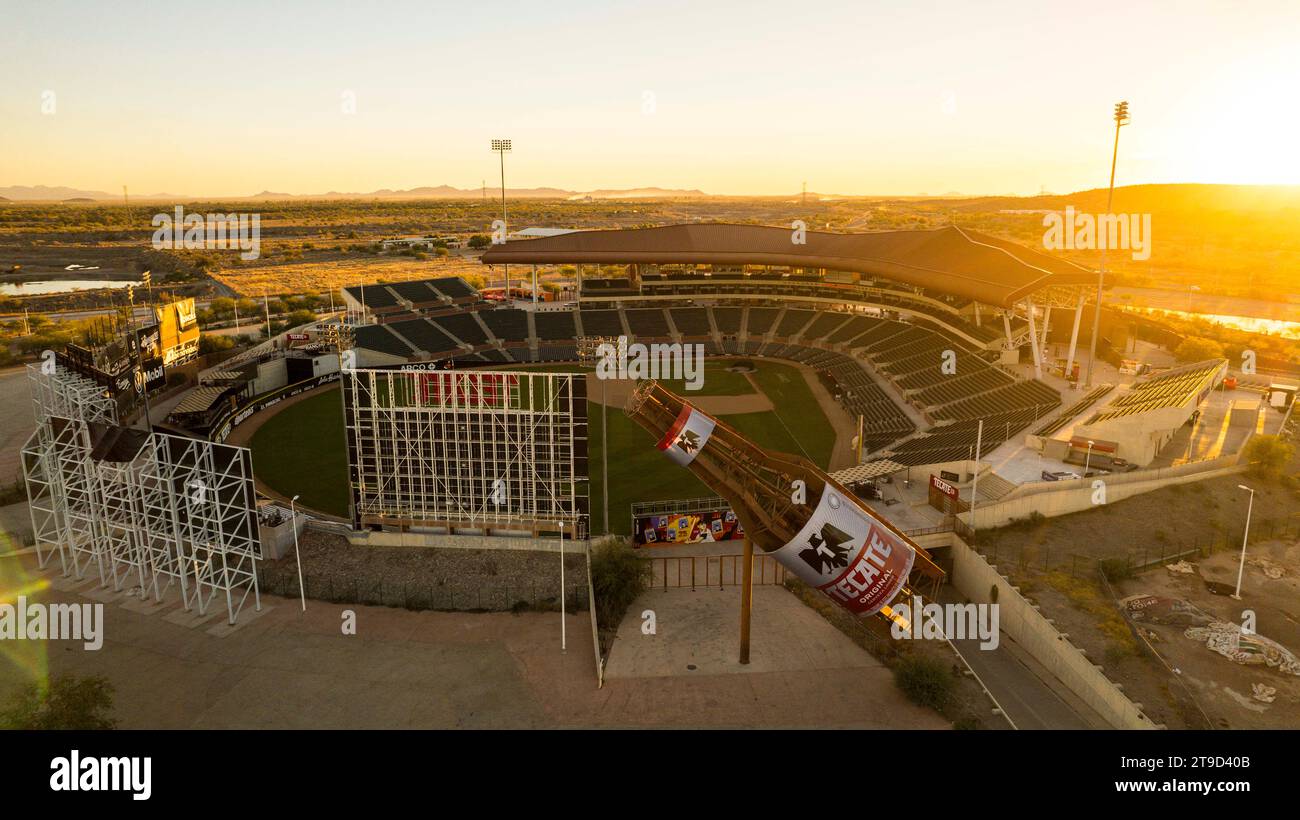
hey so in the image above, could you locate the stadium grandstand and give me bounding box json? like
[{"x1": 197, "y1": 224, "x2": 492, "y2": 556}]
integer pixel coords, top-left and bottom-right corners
[
  {"x1": 1043, "y1": 358, "x2": 1229, "y2": 467},
  {"x1": 340, "y1": 276, "x2": 481, "y2": 324},
  {"x1": 347, "y1": 217, "x2": 1113, "y2": 469}
]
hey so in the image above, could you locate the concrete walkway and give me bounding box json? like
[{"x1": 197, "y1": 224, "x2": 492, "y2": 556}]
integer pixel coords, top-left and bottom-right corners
[
  {"x1": 2, "y1": 553, "x2": 947, "y2": 729},
  {"x1": 604, "y1": 585, "x2": 948, "y2": 728}
]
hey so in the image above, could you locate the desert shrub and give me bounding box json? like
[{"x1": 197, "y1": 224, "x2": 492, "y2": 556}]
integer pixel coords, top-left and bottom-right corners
[
  {"x1": 0, "y1": 674, "x2": 117, "y2": 730},
  {"x1": 894, "y1": 654, "x2": 954, "y2": 712},
  {"x1": 589, "y1": 536, "x2": 651, "y2": 630},
  {"x1": 1098, "y1": 557, "x2": 1134, "y2": 581}
]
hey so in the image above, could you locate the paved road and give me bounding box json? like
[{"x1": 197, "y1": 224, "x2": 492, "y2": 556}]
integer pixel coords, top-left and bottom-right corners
[
  {"x1": 0, "y1": 367, "x2": 35, "y2": 486},
  {"x1": 938, "y1": 586, "x2": 1105, "y2": 729}
]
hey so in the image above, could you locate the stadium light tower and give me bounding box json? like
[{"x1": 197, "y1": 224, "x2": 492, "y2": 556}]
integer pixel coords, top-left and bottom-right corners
[
  {"x1": 1084, "y1": 101, "x2": 1129, "y2": 388},
  {"x1": 491, "y1": 139, "x2": 511, "y2": 298}
]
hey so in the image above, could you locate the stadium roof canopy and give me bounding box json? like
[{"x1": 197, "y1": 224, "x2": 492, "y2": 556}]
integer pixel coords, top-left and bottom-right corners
[{"x1": 480, "y1": 223, "x2": 1096, "y2": 308}]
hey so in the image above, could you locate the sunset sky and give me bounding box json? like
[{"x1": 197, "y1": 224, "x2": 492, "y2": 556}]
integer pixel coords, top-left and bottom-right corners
[{"x1": 4, "y1": 0, "x2": 1299, "y2": 197}]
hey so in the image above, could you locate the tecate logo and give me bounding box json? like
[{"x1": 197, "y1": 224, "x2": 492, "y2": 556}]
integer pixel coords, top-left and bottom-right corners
[{"x1": 50, "y1": 750, "x2": 151, "y2": 800}]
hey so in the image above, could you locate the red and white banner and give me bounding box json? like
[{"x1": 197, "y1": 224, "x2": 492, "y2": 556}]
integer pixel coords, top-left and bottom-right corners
[
  {"x1": 773, "y1": 485, "x2": 916, "y2": 616},
  {"x1": 929, "y1": 474, "x2": 959, "y2": 499},
  {"x1": 657, "y1": 404, "x2": 716, "y2": 466}
]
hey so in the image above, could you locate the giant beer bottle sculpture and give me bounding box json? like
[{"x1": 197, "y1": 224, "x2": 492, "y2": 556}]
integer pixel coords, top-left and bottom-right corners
[{"x1": 627, "y1": 381, "x2": 942, "y2": 618}]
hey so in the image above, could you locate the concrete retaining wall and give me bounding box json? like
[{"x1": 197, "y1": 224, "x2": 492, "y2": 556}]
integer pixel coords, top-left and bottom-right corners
[
  {"x1": 350, "y1": 529, "x2": 583, "y2": 554},
  {"x1": 947, "y1": 533, "x2": 1157, "y2": 729},
  {"x1": 961, "y1": 452, "x2": 1245, "y2": 531}
]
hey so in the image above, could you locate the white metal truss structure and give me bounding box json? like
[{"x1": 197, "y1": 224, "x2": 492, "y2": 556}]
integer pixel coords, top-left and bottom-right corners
[
  {"x1": 21, "y1": 416, "x2": 262, "y2": 624},
  {"x1": 343, "y1": 367, "x2": 589, "y2": 537},
  {"x1": 23, "y1": 418, "x2": 104, "y2": 580},
  {"x1": 27, "y1": 361, "x2": 118, "y2": 425},
  {"x1": 142, "y1": 431, "x2": 261, "y2": 621}
]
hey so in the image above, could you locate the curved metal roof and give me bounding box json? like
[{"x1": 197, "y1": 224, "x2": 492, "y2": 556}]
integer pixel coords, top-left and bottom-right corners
[{"x1": 480, "y1": 223, "x2": 1095, "y2": 308}]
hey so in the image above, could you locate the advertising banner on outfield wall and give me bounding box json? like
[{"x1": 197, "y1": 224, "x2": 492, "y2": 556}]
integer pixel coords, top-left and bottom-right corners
[
  {"x1": 634, "y1": 508, "x2": 745, "y2": 545},
  {"x1": 772, "y1": 485, "x2": 915, "y2": 617},
  {"x1": 211, "y1": 372, "x2": 340, "y2": 443}
]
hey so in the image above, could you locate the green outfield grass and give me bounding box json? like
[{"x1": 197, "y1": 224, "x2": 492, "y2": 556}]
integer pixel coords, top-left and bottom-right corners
[
  {"x1": 248, "y1": 387, "x2": 351, "y2": 517},
  {"x1": 249, "y1": 358, "x2": 839, "y2": 533},
  {"x1": 747, "y1": 360, "x2": 838, "y2": 465}
]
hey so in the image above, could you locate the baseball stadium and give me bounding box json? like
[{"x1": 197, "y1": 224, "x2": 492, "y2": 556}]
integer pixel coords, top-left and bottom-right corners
[{"x1": 219, "y1": 222, "x2": 1278, "y2": 543}]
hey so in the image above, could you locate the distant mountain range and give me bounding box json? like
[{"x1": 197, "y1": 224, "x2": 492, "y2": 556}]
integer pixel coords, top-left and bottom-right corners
[
  {"x1": 3, "y1": 182, "x2": 1297, "y2": 209},
  {"x1": 0, "y1": 183, "x2": 713, "y2": 202}
]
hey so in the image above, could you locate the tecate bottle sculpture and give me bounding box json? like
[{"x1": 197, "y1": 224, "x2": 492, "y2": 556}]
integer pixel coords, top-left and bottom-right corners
[{"x1": 626, "y1": 380, "x2": 936, "y2": 618}]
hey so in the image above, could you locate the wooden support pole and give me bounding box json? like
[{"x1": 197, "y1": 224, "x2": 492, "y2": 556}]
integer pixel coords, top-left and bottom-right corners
[{"x1": 739, "y1": 536, "x2": 754, "y2": 665}]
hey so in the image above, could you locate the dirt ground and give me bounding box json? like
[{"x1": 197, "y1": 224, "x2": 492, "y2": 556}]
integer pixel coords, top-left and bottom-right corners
[
  {"x1": 1112, "y1": 537, "x2": 1300, "y2": 729},
  {"x1": 1004, "y1": 533, "x2": 1300, "y2": 730},
  {"x1": 210, "y1": 254, "x2": 486, "y2": 297},
  {"x1": 978, "y1": 470, "x2": 1300, "y2": 572}
]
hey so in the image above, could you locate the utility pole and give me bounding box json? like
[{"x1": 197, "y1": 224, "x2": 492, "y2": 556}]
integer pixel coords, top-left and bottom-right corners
[{"x1": 1085, "y1": 101, "x2": 1129, "y2": 388}]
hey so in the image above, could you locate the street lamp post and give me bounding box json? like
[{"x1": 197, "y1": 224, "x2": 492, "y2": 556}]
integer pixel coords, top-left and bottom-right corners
[
  {"x1": 1085, "y1": 101, "x2": 1129, "y2": 389},
  {"x1": 1084, "y1": 440, "x2": 1095, "y2": 476},
  {"x1": 290, "y1": 494, "x2": 306, "y2": 612},
  {"x1": 558, "y1": 521, "x2": 567, "y2": 652},
  {"x1": 1232, "y1": 484, "x2": 1255, "y2": 600},
  {"x1": 491, "y1": 139, "x2": 511, "y2": 299}
]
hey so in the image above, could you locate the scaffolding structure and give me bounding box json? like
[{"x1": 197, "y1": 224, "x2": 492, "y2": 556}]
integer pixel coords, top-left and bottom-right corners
[
  {"x1": 22, "y1": 416, "x2": 262, "y2": 624},
  {"x1": 343, "y1": 367, "x2": 589, "y2": 538},
  {"x1": 27, "y1": 361, "x2": 118, "y2": 426}
]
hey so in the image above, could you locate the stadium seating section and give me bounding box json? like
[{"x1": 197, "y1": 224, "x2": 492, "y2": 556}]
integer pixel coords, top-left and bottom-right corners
[{"x1": 356, "y1": 300, "x2": 1061, "y2": 466}]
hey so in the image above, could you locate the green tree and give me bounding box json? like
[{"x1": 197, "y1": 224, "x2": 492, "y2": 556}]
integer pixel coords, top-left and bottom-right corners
[
  {"x1": 467, "y1": 234, "x2": 492, "y2": 249},
  {"x1": 285, "y1": 309, "x2": 316, "y2": 327},
  {"x1": 1173, "y1": 336, "x2": 1225, "y2": 363},
  {"x1": 1242, "y1": 435, "x2": 1295, "y2": 480},
  {"x1": 198, "y1": 333, "x2": 236, "y2": 355},
  {"x1": 209, "y1": 297, "x2": 235, "y2": 319},
  {"x1": 1, "y1": 673, "x2": 117, "y2": 729}
]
